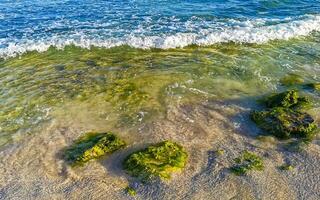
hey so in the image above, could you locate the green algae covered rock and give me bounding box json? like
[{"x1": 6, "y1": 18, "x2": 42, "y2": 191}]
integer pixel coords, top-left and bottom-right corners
[
  {"x1": 231, "y1": 151, "x2": 264, "y2": 175},
  {"x1": 264, "y1": 90, "x2": 309, "y2": 108},
  {"x1": 123, "y1": 141, "x2": 188, "y2": 181},
  {"x1": 251, "y1": 107, "x2": 317, "y2": 139},
  {"x1": 64, "y1": 132, "x2": 126, "y2": 166}
]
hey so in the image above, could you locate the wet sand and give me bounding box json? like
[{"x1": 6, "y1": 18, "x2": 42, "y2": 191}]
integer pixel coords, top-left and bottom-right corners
[{"x1": 1, "y1": 100, "x2": 319, "y2": 200}]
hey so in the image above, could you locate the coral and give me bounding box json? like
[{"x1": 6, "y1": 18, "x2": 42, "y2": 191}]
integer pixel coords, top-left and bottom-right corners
[
  {"x1": 123, "y1": 141, "x2": 188, "y2": 180},
  {"x1": 251, "y1": 107, "x2": 317, "y2": 139},
  {"x1": 231, "y1": 151, "x2": 264, "y2": 175},
  {"x1": 64, "y1": 132, "x2": 126, "y2": 166}
]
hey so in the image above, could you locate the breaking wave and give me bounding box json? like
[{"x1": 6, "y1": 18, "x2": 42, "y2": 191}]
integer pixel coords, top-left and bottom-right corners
[{"x1": 1, "y1": 14, "x2": 320, "y2": 58}]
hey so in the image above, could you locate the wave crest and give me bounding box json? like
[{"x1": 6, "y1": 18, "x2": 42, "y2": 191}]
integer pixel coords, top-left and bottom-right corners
[{"x1": 1, "y1": 15, "x2": 320, "y2": 58}]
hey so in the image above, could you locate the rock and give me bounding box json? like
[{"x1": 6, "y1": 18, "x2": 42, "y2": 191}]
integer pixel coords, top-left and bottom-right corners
[
  {"x1": 64, "y1": 132, "x2": 126, "y2": 166},
  {"x1": 251, "y1": 107, "x2": 317, "y2": 139},
  {"x1": 123, "y1": 141, "x2": 188, "y2": 180}
]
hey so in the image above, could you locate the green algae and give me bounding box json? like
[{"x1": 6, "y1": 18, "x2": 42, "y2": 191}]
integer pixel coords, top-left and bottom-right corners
[
  {"x1": 252, "y1": 89, "x2": 317, "y2": 139},
  {"x1": 216, "y1": 149, "x2": 225, "y2": 156},
  {"x1": 1, "y1": 41, "x2": 320, "y2": 147},
  {"x1": 251, "y1": 107, "x2": 317, "y2": 139},
  {"x1": 123, "y1": 141, "x2": 188, "y2": 181},
  {"x1": 280, "y1": 74, "x2": 304, "y2": 86},
  {"x1": 279, "y1": 164, "x2": 294, "y2": 171},
  {"x1": 306, "y1": 83, "x2": 320, "y2": 91},
  {"x1": 125, "y1": 186, "x2": 137, "y2": 196},
  {"x1": 231, "y1": 151, "x2": 264, "y2": 176},
  {"x1": 264, "y1": 90, "x2": 311, "y2": 109},
  {"x1": 64, "y1": 132, "x2": 126, "y2": 166}
]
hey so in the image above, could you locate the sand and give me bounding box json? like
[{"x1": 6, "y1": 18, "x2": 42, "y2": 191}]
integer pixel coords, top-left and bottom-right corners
[{"x1": 0, "y1": 100, "x2": 319, "y2": 200}]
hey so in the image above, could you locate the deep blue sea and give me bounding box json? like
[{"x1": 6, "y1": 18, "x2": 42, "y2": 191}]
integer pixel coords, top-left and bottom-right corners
[{"x1": 1, "y1": 0, "x2": 320, "y2": 57}]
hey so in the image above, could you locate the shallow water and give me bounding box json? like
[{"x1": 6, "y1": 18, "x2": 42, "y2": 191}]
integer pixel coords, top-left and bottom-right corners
[{"x1": 1, "y1": 34, "x2": 320, "y2": 145}]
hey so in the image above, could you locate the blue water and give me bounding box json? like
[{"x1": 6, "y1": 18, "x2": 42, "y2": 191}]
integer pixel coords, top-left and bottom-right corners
[{"x1": 1, "y1": 0, "x2": 320, "y2": 57}]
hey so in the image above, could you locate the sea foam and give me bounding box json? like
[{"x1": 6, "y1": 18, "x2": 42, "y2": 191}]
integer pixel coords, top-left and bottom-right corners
[{"x1": 1, "y1": 15, "x2": 320, "y2": 58}]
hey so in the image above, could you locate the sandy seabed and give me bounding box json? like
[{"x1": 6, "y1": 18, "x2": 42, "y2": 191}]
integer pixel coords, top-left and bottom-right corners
[{"x1": 0, "y1": 100, "x2": 320, "y2": 200}]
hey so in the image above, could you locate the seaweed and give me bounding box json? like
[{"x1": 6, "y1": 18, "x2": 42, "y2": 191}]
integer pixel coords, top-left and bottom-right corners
[
  {"x1": 216, "y1": 149, "x2": 225, "y2": 156},
  {"x1": 230, "y1": 151, "x2": 264, "y2": 176},
  {"x1": 123, "y1": 141, "x2": 188, "y2": 181},
  {"x1": 280, "y1": 74, "x2": 304, "y2": 86},
  {"x1": 125, "y1": 186, "x2": 137, "y2": 196},
  {"x1": 251, "y1": 107, "x2": 317, "y2": 139},
  {"x1": 305, "y1": 83, "x2": 320, "y2": 91},
  {"x1": 264, "y1": 90, "x2": 300, "y2": 108},
  {"x1": 252, "y1": 89, "x2": 317, "y2": 140},
  {"x1": 279, "y1": 164, "x2": 294, "y2": 171},
  {"x1": 64, "y1": 132, "x2": 126, "y2": 166}
]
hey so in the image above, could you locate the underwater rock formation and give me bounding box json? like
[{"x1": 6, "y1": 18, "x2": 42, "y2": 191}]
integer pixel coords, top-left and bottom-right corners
[{"x1": 123, "y1": 141, "x2": 188, "y2": 180}]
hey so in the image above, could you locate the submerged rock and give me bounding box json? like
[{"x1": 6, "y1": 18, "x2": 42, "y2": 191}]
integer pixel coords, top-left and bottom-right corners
[
  {"x1": 264, "y1": 90, "x2": 310, "y2": 108},
  {"x1": 231, "y1": 150, "x2": 264, "y2": 176},
  {"x1": 64, "y1": 132, "x2": 126, "y2": 166},
  {"x1": 123, "y1": 141, "x2": 188, "y2": 181},
  {"x1": 251, "y1": 107, "x2": 317, "y2": 139}
]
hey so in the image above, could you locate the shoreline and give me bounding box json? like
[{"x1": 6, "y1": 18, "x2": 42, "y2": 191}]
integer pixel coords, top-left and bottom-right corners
[{"x1": 1, "y1": 100, "x2": 319, "y2": 199}]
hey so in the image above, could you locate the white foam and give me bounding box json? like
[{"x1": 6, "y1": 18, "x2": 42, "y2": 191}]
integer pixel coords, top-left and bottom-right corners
[{"x1": 1, "y1": 15, "x2": 320, "y2": 58}]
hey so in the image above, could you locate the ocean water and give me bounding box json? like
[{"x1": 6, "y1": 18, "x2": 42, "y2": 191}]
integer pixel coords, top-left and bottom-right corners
[{"x1": 1, "y1": 0, "x2": 320, "y2": 57}]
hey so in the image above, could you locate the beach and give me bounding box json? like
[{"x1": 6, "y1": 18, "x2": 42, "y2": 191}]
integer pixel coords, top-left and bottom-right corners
[{"x1": 1, "y1": 1, "x2": 320, "y2": 199}]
